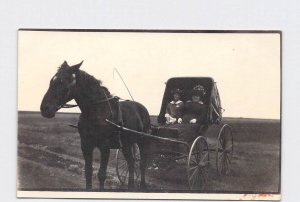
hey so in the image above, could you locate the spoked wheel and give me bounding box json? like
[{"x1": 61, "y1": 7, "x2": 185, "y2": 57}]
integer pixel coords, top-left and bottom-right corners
[
  {"x1": 216, "y1": 124, "x2": 233, "y2": 175},
  {"x1": 187, "y1": 136, "x2": 209, "y2": 190},
  {"x1": 116, "y1": 143, "x2": 141, "y2": 186}
]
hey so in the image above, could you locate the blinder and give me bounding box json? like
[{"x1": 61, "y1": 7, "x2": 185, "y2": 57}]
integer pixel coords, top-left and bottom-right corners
[{"x1": 57, "y1": 73, "x2": 77, "y2": 109}]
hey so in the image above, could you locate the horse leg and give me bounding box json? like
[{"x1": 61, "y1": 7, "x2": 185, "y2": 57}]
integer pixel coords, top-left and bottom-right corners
[
  {"x1": 122, "y1": 145, "x2": 135, "y2": 190},
  {"x1": 139, "y1": 146, "x2": 148, "y2": 190},
  {"x1": 98, "y1": 148, "x2": 110, "y2": 190},
  {"x1": 82, "y1": 146, "x2": 93, "y2": 190}
]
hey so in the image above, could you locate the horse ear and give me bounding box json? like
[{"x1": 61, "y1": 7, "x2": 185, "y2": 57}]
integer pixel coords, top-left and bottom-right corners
[
  {"x1": 61, "y1": 61, "x2": 69, "y2": 68},
  {"x1": 71, "y1": 60, "x2": 83, "y2": 72}
]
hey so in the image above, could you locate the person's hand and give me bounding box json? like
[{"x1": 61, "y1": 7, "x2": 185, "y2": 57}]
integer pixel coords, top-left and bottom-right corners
[
  {"x1": 169, "y1": 117, "x2": 177, "y2": 124},
  {"x1": 165, "y1": 114, "x2": 171, "y2": 124},
  {"x1": 177, "y1": 118, "x2": 182, "y2": 124},
  {"x1": 190, "y1": 118, "x2": 197, "y2": 124}
]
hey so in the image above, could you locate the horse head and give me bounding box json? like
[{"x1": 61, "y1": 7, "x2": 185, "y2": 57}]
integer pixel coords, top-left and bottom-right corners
[{"x1": 40, "y1": 61, "x2": 83, "y2": 118}]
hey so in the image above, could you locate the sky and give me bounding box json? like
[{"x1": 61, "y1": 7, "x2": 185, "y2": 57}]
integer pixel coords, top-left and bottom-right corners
[{"x1": 18, "y1": 31, "x2": 280, "y2": 119}]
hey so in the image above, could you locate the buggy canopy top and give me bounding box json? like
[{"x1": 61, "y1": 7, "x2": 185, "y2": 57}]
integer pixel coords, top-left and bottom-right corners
[{"x1": 157, "y1": 77, "x2": 223, "y2": 125}]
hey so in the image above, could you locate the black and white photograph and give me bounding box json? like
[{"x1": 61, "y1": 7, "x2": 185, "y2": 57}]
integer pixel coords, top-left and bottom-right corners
[{"x1": 17, "y1": 30, "x2": 281, "y2": 200}]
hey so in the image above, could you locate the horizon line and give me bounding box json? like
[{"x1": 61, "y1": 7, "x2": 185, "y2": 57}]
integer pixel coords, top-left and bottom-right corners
[{"x1": 18, "y1": 110, "x2": 280, "y2": 121}]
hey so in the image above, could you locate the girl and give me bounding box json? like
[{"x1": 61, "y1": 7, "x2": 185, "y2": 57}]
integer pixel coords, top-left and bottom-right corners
[
  {"x1": 165, "y1": 88, "x2": 184, "y2": 124},
  {"x1": 183, "y1": 85, "x2": 207, "y2": 124}
]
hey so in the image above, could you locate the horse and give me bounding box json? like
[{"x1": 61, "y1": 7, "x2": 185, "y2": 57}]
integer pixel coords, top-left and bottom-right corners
[{"x1": 40, "y1": 61, "x2": 151, "y2": 190}]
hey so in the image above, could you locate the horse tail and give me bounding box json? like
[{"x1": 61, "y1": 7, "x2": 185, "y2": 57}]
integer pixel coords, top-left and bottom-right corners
[
  {"x1": 121, "y1": 101, "x2": 151, "y2": 133},
  {"x1": 132, "y1": 101, "x2": 150, "y2": 133},
  {"x1": 138, "y1": 103, "x2": 151, "y2": 133}
]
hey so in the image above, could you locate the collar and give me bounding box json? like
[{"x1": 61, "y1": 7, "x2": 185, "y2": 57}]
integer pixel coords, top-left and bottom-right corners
[{"x1": 170, "y1": 100, "x2": 183, "y2": 104}]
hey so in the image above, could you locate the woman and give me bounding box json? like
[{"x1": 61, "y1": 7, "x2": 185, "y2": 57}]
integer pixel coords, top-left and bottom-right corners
[
  {"x1": 165, "y1": 88, "x2": 184, "y2": 124},
  {"x1": 183, "y1": 85, "x2": 207, "y2": 124}
]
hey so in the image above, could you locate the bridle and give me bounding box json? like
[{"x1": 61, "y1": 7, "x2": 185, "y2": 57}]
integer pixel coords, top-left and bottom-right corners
[
  {"x1": 55, "y1": 73, "x2": 77, "y2": 110},
  {"x1": 56, "y1": 73, "x2": 119, "y2": 119}
]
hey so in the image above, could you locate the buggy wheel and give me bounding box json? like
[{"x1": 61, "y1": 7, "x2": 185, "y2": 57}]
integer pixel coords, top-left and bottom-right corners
[
  {"x1": 187, "y1": 136, "x2": 209, "y2": 190},
  {"x1": 216, "y1": 124, "x2": 233, "y2": 175},
  {"x1": 116, "y1": 143, "x2": 141, "y2": 186}
]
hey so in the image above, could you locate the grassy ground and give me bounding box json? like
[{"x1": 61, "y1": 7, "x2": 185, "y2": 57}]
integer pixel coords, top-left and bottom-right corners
[{"x1": 17, "y1": 111, "x2": 280, "y2": 193}]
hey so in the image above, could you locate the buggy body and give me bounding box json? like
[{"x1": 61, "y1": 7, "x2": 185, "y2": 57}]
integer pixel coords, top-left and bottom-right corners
[{"x1": 112, "y1": 77, "x2": 233, "y2": 190}]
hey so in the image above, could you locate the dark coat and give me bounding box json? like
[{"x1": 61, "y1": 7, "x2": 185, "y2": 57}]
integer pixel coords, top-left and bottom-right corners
[
  {"x1": 182, "y1": 100, "x2": 207, "y2": 124},
  {"x1": 166, "y1": 100, "x2": 184, "y2": 120}
]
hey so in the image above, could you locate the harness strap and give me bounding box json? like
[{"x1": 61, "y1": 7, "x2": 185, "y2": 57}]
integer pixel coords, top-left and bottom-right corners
[
  {"x1": 116, "y1": 100, "x2": 123, "y2": 148},
  {"x1": 102, "y1": 89, "x2": 114, "y2": 120},
  {"x1": 117, "y1": 101, "x2": 123, "y2": 125}
]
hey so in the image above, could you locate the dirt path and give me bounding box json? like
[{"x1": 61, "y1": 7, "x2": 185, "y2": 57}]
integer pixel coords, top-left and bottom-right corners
[
  {"x1": 18, "y1": 144, "x2": 187, "y2": 191},
  {"x1": 17, "y1": 112, "x2": 280, "y2": 193}
]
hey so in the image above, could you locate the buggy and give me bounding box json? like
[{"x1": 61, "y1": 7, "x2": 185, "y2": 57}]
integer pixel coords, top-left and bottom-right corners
[{"x1": 109, "y1": 77, "x2": 233, "y2": 190}]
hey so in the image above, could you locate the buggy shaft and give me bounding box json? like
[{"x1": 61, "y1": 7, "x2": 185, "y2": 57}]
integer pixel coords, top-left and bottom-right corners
[{"x1": 105, "y1": 119, "x2": 190, "y2": 149}]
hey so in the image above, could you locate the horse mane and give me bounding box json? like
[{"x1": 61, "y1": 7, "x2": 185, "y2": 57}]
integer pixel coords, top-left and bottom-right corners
[
  {"x1": 78, "y1": 69, "x2": 102, "y2": 85},
  {"x1": 77, "y1": 70, "x2": 111, "y2": 96}
]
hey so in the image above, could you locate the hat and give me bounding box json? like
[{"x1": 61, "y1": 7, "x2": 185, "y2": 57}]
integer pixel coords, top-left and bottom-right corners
[
  {"x1": 171, "y1": 88, "x2": 184, "y2": 95},
  {"x1": 190, "y1": 85, "x2": 206, "y2": 97}
]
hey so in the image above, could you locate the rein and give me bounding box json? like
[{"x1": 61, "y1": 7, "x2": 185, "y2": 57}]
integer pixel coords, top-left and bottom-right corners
[
  {"x1": 58, "y1": 96, "x2": 119, "y2": 109},
  {"x1": 57, "y1": 72, "x2": 125, "y2": 125}
]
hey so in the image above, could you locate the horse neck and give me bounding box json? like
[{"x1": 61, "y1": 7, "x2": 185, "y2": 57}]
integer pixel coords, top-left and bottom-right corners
[{"x1": 74, "y1": 71, "x2": 111, "y2": 112}]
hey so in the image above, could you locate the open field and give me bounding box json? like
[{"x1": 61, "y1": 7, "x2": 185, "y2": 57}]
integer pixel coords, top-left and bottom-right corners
[{"x1": 17, "y1": 111, "x2": 280, "y2": 193}]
